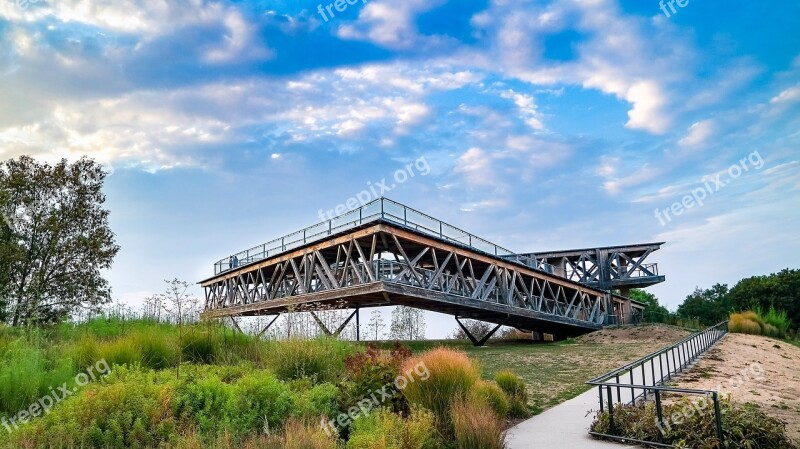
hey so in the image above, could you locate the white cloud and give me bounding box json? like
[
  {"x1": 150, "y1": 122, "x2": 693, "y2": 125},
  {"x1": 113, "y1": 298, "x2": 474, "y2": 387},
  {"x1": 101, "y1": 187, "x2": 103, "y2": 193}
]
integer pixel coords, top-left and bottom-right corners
[
  {"x1": 770, "y1": 85, "x2": 800, "y2": 105},
  {"x1": 336, "y1": 0, "x2": 447, "y2": 50},
  {"x1": 678, "y1": 120, "x2": 715, "y2": 148}
]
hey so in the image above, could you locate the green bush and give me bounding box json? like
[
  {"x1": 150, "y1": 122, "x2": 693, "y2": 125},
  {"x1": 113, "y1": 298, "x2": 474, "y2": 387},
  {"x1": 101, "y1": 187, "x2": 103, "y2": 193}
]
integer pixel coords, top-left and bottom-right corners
[
  {"x1": 340, "y1": 343, "x2": 411, "y2": 414},
  {"x1": 293, "y1": 383, "x2": 341, "y2": 422},
  {"x1": 494, "y1": 370, "x2": 529, "y2": 419},
  {"x1": 347, "y1": 407, "x2": 438, "y2": 449},
  {"x1": 469, "y1": 381, "x2": 510, "y2": 419},
  {"x1": 174, "y1": 371, "x2": 296, "y2": 438},
  {"x1": 591, "y1": 396, "x2": 798, "y2": 449},
  {"x1": 6, "y1": 368, "x2": 178, "y2": 449}
]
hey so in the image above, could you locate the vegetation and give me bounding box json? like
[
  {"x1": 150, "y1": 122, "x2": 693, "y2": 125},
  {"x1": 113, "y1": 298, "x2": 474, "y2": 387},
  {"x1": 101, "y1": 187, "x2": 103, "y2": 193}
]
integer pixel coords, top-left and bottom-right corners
[
  {"x1": 0, "y1": 156, "x2": 119, "y2": 326},
  {"x1": 0, "y1": 319, "x2": 531, "y2": 449},
  {"x1": 451, "y1": 397, "x2": 505, "y2": 449},
  {"x1": 493, "y1": 370, "x2": 529, "y2": 419},
  {"x1": 401, "y1": 348, "x2": 481, "y2": 434},
  {"x1": 728, "y1": 308, "x2": 791, "y2": 338},
  {"x1": 346, "y1": 408, "x2": 437, "y2": 449},
  {"x1": 591, "y1": 396, "x2": 798, "y2": 449}
]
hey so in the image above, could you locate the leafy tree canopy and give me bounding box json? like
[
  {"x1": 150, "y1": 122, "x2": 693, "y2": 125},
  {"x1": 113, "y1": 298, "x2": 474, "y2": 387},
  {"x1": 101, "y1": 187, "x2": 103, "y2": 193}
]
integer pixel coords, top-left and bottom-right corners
[{"x1": 0, "y1": 156, "x2": 120, "y2": 325}]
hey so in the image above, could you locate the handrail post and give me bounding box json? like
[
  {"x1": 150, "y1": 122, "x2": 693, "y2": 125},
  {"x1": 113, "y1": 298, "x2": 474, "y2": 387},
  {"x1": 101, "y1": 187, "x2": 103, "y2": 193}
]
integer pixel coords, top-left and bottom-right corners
[
  {"x1": 655, "y1": 390, "x2": 664, "y2": 443},
  {"x1": 606, "y1": 386, "x2": 616, "y2": 435},
  {"x1": 713, "y1": 392, "x2": 724, "y2": 445}
]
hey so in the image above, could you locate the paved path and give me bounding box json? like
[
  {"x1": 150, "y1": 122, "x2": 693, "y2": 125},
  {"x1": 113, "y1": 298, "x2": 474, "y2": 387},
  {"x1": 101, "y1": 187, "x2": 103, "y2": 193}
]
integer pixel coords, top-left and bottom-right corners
[
  {"x1": 505, "y1": 388, "x2": 636, "y2": 449},
  {"x1": 506, "y1": 336, "x2": 719, "y2": 448}
]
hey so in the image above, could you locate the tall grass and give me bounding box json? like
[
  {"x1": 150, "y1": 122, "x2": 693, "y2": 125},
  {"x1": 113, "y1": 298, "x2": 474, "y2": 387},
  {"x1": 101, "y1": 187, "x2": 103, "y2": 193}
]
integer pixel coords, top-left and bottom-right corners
[
  {"x1": 494, "y1": 370, "x2": 530, "y2": 419},
  {"x1": 729, "y1": 308, "x2": 789, "y2": 338},
  {"x1": 452, "y1": 397, "x2": 506, "y2": 449},
  {"x1": 265, "y1": 338, "x2": 354, "y2": 383},
  {"x1": 401, "y1": 348, "x2": 481, "y2": 434}
]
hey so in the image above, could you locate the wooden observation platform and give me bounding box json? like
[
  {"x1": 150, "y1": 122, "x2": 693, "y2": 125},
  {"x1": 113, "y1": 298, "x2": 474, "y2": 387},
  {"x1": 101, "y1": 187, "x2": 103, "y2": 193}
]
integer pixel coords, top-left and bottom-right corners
[{"x1": 200, "y1": 199, "x2": 663, "y2": 344}]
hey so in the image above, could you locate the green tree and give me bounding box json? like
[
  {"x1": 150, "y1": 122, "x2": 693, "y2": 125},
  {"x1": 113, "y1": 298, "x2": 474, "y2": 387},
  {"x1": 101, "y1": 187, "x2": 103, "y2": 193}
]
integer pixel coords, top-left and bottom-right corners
[
  {"x1": 629, "y1": 289, "x2": 670, "y2": 323},
  {"x1": 727, "y1": 269, "x2": 800, "y2": 328},
  {"x1": 0, "y1": 187, "x2": 17, "y2": 322},
  {"x1": 676, "y1": 284, "x2": 731, "y2": 326},
  {"x1": 0, "y1": 156, "x2": 120, "y2": 326}
]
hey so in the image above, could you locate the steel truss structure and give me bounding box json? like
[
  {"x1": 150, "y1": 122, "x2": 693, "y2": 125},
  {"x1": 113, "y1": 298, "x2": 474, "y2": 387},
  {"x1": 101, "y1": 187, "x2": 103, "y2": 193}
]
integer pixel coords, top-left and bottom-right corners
[
  {"x1": 202, "y1": 224, "x2": 612, "y2": 339},
  {"x1": 518, "y1": 243, "x2": 666, "y2": 293}
]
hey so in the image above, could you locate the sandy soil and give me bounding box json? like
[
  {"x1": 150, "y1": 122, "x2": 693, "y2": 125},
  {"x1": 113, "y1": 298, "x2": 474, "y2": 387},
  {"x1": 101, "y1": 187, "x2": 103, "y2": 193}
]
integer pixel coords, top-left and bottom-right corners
[
  {"x1": 577, "y1": 324, "x2": 691, "y2": 345},
  {"x1": 676, "y1": 334, "x2": 800, "y2": 442}
]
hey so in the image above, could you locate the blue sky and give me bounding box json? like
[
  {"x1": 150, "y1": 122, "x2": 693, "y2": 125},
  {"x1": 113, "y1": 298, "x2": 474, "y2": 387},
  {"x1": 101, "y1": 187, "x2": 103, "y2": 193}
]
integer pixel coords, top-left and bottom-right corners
[{"x1": 1, "y1": 0, "x2": 798, "y2": 337}]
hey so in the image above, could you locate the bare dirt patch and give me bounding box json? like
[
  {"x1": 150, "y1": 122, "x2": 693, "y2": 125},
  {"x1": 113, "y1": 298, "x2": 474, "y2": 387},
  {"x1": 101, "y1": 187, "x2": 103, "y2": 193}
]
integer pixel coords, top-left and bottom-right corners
[
  {"x1": 675, "y1": 333, "x2": 800, "y2": 442},
  {"x1": 577, "y1": 324, "x2": 691, "y2": 345}
]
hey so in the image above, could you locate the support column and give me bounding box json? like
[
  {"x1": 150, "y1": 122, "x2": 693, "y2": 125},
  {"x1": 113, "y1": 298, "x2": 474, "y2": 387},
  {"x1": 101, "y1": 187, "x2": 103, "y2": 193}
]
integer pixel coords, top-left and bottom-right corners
[
  {"x1": 355, "y1": 307, "x2": 360, "y2": 341},
  {"x1": 455, "y1": 316, "x2": 509, "y2": 347},
  {"x1": 256, "y1": 314, "x2": 280, "y2": 339},
  {"x1": 310, "y1": 310, "x2": 359, "y2": 338}
]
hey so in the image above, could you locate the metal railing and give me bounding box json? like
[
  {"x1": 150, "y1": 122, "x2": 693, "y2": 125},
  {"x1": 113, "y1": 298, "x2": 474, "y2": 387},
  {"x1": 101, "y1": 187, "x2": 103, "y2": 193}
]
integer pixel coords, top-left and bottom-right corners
[
  {"x1": 214, "y1": 198, "x2": 523, "y2": 275},
  {"x1": 586, "y1": 321, "x2": 728, "y2": 447}
]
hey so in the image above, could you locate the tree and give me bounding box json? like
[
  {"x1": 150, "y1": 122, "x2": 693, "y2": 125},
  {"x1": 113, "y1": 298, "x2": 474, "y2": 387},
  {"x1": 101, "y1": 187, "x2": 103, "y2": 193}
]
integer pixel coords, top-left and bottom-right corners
[
  {"x1": 450, "y1": 319, "x2": 494, "y2": 340},
  {"x1": 0, "y1": 156, "x2": 120, "y2": 325},
  {"x1": 390, "y1": 306, "x2": 425, "y2": 340},
  {"x1": 629, "y1": 289, "x2": 670, "y2": 323},
  {"x1": 676, "y1": 284, "x2": 731, "y2": 326},
  {"x1": 0, "y1": 188, "x2": 16, "y2": 322},
  {"x1": 157, "y1": 278, "x2": 198, "y2": 378},
  {"x1": 366, "y1": 310, "x2": 385, "y2": 340},
  {"x1": 727, "y1": 269, "x2": 800, "y2": 328}
]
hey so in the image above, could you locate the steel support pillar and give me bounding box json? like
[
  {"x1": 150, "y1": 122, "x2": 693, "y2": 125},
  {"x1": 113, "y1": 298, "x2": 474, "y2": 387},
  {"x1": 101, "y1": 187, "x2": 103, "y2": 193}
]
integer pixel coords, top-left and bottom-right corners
[
  {"x1": 310, "y1": 310, "x2": 359, "y2": 337},
  {"x1": 455, "y1": 316, "x2": 509, "y2": 347}
]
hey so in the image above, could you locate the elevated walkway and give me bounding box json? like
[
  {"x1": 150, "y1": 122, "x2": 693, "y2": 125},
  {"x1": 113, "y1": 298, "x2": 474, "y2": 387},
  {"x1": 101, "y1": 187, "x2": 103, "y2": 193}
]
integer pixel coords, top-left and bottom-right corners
[{"x1": 201, "y1": 199, "x2": 620, "y2": 340}]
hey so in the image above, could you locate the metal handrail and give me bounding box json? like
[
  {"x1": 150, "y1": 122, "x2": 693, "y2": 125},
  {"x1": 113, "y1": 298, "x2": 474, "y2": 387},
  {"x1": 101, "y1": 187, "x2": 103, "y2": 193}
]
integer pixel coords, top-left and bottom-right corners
[
  {"x1": 586, "y1": 321, "x2": 729, "y2": 447},
  {"x1": 213, "y1": 198, "x2": 519, "y2": 274}
]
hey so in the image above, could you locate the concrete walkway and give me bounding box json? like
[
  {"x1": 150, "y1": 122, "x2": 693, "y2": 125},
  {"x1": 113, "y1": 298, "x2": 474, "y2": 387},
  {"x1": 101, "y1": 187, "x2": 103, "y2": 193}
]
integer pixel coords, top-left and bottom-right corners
[
  {"x1": 505, "y1": 388, "x2": 636, "y2": 449},
  {"x1": 506, "y1": 335, "x2": 722, "y2": 448}
]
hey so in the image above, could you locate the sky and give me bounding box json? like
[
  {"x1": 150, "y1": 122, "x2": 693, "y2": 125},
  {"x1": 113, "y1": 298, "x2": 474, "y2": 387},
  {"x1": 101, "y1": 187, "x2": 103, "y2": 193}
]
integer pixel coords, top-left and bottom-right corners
[{"x1": 1, "y1": 0, "x2": 798, "y2": 338}]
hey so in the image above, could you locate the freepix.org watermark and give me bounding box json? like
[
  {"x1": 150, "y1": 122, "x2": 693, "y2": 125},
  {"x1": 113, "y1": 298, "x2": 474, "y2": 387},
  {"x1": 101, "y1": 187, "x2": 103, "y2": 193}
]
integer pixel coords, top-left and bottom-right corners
[
  {"x1": 654, "y1": 150, "x2": 765, "y2": 226},
  {"x1": 1, "y1": 359, "x2": 111, "y2": 434},
  {"x1": 320, "y1": 361, "x2": 430, "y2": 436},
  {"x1": 658, "y1": 0, "x2": 690, "y2": 18},
  {"x1": 317, "y1": 156, "x2": 431, "y2": 221},
  {"x1": 15, "y1": 0, "x2": 46, "y2": 10},
  {"x1": 655, "y1": 363, "x2": 764, "y2": 434},
  {"x1": 317, "y1": 0, "x2": 368, "y2": 23}
]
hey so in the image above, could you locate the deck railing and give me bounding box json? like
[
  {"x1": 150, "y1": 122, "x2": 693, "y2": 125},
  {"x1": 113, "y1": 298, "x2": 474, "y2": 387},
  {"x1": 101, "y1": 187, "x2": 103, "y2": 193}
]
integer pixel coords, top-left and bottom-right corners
[{"x1": 214, "y1": 198, "x2": 526, "y2": 275}]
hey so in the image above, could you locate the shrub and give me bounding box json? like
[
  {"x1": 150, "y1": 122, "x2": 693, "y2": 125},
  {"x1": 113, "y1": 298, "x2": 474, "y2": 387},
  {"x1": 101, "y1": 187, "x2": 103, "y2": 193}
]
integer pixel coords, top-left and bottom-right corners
[
  {"x1": 468, "y1": 381, "x2": 509, "y2": 419},
  {"x1": 452, "y1": 397, "x2": 505, "y2": 449},
  {"x1": 494, "y1": 370, "x2": 529, "y2": 419},
  {"x1": 346, "y1": 407, "x2": 437, "y2": 449},
  {"x1": 175, "y1": 371, "x2": 295, "y2": 438},
  {"x1": 758, "y1": 306, "x2": 791, "y2": 337},
  {"x1": 292, "y1": 383, "x2": 341, "y2": 423},
  {"x1": 6, "y1": 369, "x2": 178, "y2": 448},
  {"x1": 340, "y1": 343, "x2": 412, "y2": 413},
  {"x1": 400, "y1": 348, "x2": 481, "y2": 434},
  {"x1": 591, "y1": 396, "x2": 798, "y2": 449}
]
